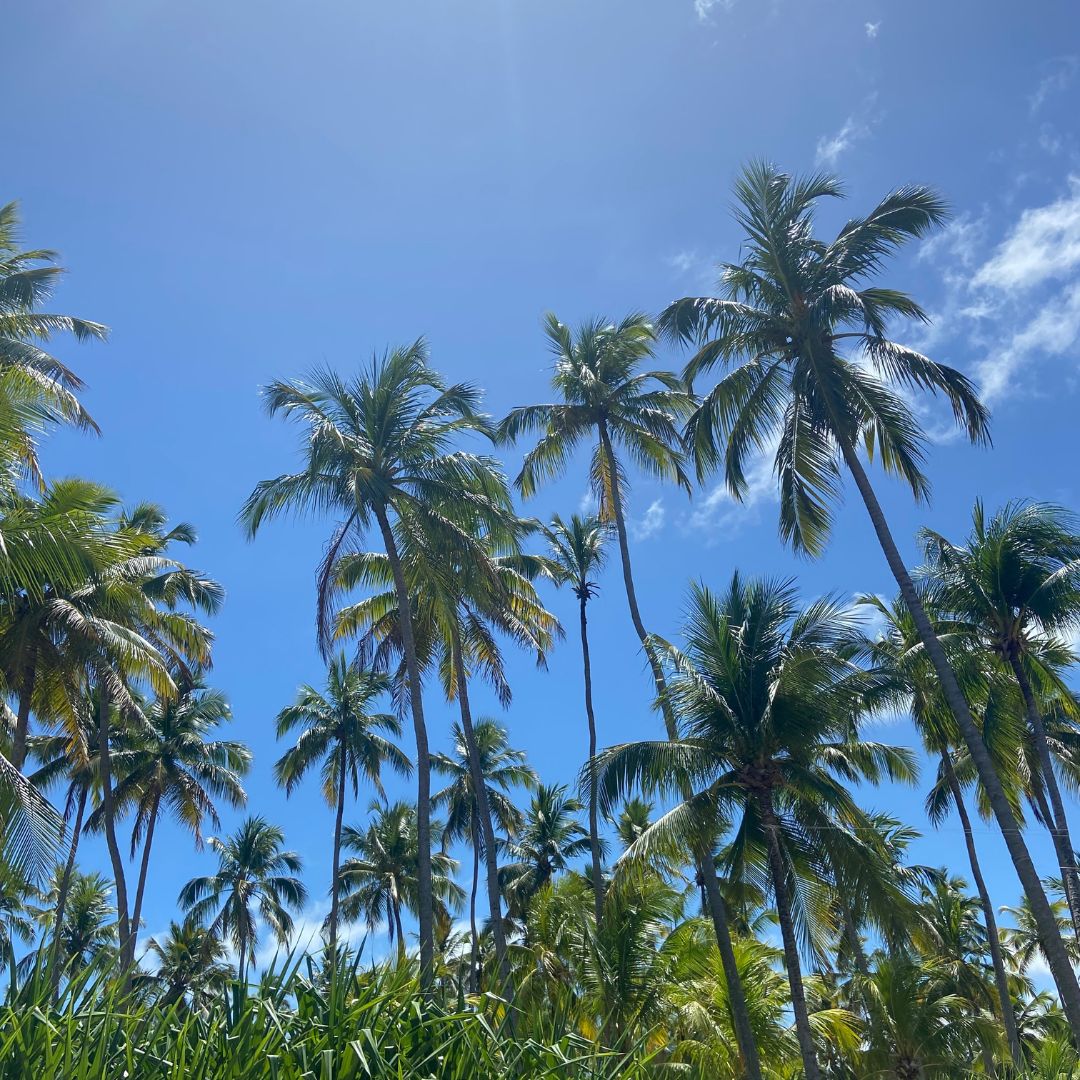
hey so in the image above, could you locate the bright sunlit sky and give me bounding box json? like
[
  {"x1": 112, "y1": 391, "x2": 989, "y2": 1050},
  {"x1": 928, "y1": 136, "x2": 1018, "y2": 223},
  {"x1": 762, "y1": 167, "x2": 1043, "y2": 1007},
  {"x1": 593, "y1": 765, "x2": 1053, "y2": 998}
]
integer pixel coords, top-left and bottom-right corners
[{"x1": 5, "y1": 0, "x2": 1080, "y2": 967}]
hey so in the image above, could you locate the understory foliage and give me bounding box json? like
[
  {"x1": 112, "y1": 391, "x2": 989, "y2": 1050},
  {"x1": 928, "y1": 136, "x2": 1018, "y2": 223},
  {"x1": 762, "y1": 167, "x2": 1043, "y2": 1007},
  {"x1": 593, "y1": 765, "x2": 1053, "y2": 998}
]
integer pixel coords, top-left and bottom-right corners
[{"x1": 4, "y1": 166, "x2": 1080, "y2": 1079}]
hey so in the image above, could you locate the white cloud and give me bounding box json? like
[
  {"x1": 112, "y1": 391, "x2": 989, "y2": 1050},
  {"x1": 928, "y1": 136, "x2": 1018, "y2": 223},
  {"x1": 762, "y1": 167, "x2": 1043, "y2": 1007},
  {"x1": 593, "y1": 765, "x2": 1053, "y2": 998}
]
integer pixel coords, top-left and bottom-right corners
[
  {"x1": 972, "y1": 177, "x2": 1080, "y2": 292},
  {"x1": 253, "y1": 901, "x2": 380, "y2": 972},
  {"x1": 694, "y1": 0, "x2": 734, "y2": 20},
  {"x1": 918, "y1": 214, "x2": 986, "y2": 270},
  {"x1": 578, "y1": 486, "x2": 597, "y2": 515},
  {"x1": 666, "y1": 250, "x2": 698, "y2": 275},
  {"x1": 665, "y1": 249, "x2": 716, "y2": 289},
  {"x1": 815, "y1": 96, "x2": 880, "y2": 167},
  {"x1": 631, "y1": 498, "x2": 666, "y2": 541},
  {"x1": 1030, "y1": 56, "x2": 1078, "y2": 114},
  {"x1": 686, "y1": 450, "x2": 775, "y2": 541},
  {"x1": 865, "y1": 21, "x2": 880, "y2": 38}
]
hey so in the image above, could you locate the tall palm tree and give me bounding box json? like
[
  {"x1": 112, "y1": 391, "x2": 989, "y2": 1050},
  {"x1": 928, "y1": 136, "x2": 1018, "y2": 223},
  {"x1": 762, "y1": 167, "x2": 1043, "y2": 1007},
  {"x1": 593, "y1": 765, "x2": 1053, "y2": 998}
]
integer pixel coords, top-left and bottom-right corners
[
  {"x1": 178, "y1": 816, "x2": 306, "y2": 986},
  {"x1": 658, "y1": 161, "x2": 1080, "y2": 1033},
  {"x1": 139, "y1": 920, "x2": 235, "y2": 1010},
  {"x1": 543, "y1": 512, "x2": 611, "y2": 926},
  {"x1": 241, "y1": 344, "x2": 507, "y2": 984},
  {"x1": 0, "y1": 200, "x2": 106, "y2": 485},
  {"x1": 48, "y1": 869, "x2": 117, "y2": 969},
  {"x1": 501, "y1": 783, "x2": 592, "y2": 917},
  {"x1": 432, "y1": 717, "x2": 536, "y2": 991},
  {"x1": 923, "y1": 500, "x2": 1080, "y2": 938},
  {"x1": 859, "y1": 591, "x2": 1024, "y2": 1065},
  {"x1": 102, "y1": 679, "x2": 249, "y2": 956},
  {"x1": 596, "y1": 575, "x2": 916, "y2": 1080},
  {"x1": 497, "y1": 313, "x2": 695, "y2": 735},
  {"x1": 273, "y1": 656, "x2": 410, "y2": 960},
  {"x1": 337, "y1": 800, "x2": 463, "y2": 964},
  {"x1": 328, "y1": 500, "x2": 556, "y2": 991}
]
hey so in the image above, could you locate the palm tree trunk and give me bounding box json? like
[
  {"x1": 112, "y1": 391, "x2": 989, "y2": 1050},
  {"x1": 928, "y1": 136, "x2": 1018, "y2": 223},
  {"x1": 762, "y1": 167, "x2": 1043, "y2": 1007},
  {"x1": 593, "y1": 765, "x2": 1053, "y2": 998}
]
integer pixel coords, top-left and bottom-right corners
[
  {"x1": 329, "y1": 741, "x2": 347, "y2": 965},
  {"x1": 757, "y1": 789, "x2": 821, "y2": 1080},
  {"x1": 839, "y1": 440, "x2": 1080, "y2": 1035},
  {"x1": 393, "y1": 903, "x2": 406, "y2": 965},
  {"x1": 941, "y1": 750, "x2": 1023, "y2": 1066},
  {"x1": 843, "y1": 910, "x2": 870, "y2": 981},
  {"x1": 1007, "y1": 652, "x2": 1080, "y2": 939},
  {"x1": 129, "y1": 788, "x2": 162, "y2": 958},
  {"x1": 373, "y1": 502, "x2": 434, "y2": 987},
  {"x1": 10, "y1": 646, "x2": 38, "y2": 771},
  {"x1": 449, "y1": 629, "x2": 512, "y2": 997},
  {"x1": 97, "y1": 681, "x2": 133, "y2": 974},
  {"x1": 597, "y1": 421, "x2": 676, "y2": 735},
  {"x1": 49, "y1": 785, "x2": 87, "y2": 991},
  {"x1": 579, "y1": 592, "x2": 604, "y2": 928},
  {"x1": 469, "y1": 821, "x2": 480, "y2": 994},
  {"x1": 699, "y1": 845, "x2": 765, "y2": 1080}
]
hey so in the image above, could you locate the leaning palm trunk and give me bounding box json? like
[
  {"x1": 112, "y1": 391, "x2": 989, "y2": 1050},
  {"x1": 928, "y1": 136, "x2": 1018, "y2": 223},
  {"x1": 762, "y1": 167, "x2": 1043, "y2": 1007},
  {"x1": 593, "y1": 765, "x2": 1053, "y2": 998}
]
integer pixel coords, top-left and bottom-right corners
[
  {"x1": 699, "y1": 844, "x2": 765, "y2": 1080},
  {"x1": 97, "y1": 682, "x2": 133, "y2": 974},
  {"x1": 840, "y1": 441, "x2": 1080, "y2": 1034},
  {"x1": 578, "y1": 590, "x2": 604, "y2": 928},
  {"x1": 757, "y1": 790, "x2": 821, "y2": 1080},
  {"x1": 468, "y1": 820, "x2": 480, "y2": 994},
  {"x1": 49, "y1": 786, "x2": 87, "y2": 991},
  {"x1": 1007, "y1": 653, "x2": 1080, "y2": 940},
  {"x1": 449, "y1": 631, "x2": 512, "y2": 997},
  {"x1": 329, "y1": 742, "x2": 347, "y2": 963},
  {"x1": 129, "y1": 788, "x2": 162, "y2": 957},
  {"x1": 941, "y1": 750, "x2": 1022, "y2": 1066},
  {"x1": 374, "y1": 504, "x2": 434, "y2": 987}
]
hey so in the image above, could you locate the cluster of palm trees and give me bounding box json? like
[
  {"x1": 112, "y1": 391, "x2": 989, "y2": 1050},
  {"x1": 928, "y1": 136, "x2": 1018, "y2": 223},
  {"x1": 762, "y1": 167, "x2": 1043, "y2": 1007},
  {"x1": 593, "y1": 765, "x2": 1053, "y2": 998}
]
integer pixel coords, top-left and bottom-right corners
[{"x1": 4, "y1": 163, "x2": 1080, "y2": 1077}]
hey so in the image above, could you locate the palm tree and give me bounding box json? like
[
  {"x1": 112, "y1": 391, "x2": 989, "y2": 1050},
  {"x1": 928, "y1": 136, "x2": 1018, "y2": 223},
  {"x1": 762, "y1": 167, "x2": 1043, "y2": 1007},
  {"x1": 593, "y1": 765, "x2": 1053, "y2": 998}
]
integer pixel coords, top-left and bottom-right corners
[
  {"x1": 1001, "y1": 886, "x2": 1080, "y2": 976},
  {"x1": 432, "y1": 717, "x2": 536, "y2": 991},
  {"x1": 337, "y1": 800, "x2": 463, "y2": 963},
  {"x1": 923, "y1": 500, "x2": 1080, "y2": 939},
  {"x1": 497, "y1": 313, "x2": 695, "y2": 736},
  {"x1": 543, "y1": 512, "x2": 611, "y2": 926},
  {"x1": 501, "y1": 783, "x2": 592, "y2": 917},
  {"x1": 103, "y1": 679, "x2": 250, "y2": 955},
  {"x1": 0, "y1": 861, "x2": 36, "y2": 960},
  {"x1": 178, "y1": 816, "x2": 306, "y2": 986},
  {"x1": 273, "y1": 656, "x2": 410, "y2": 960},
  {"x1": 860, "y1": 591, "x2": 1024, "y2": 1065},
  {"x1": 596, "y1": 575, "x2": 916, "y2": 1080},
  {"x1": 658, "y1": 161, "x2": 1080, "y2": 1034},
  {"x1": 50, "y1": 869, "x2": 117, "y2": 969},
  {"x1": 0, "y1": 201, "x2": 106, "y2": 485},
  {"x1": 241, "y1": 343, "x2": 507, "y2": 985},
  {"x1": 139, "y1": 920, "x2": 235, "y2": 1010}
]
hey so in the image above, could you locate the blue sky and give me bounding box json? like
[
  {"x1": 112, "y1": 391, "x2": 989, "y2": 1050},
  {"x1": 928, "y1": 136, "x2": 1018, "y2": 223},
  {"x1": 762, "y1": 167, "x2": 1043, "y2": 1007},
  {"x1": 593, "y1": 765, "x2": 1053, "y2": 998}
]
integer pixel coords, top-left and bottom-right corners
[{"x1": 6, "y1": 0, "x2": 1080, "y2": 967}]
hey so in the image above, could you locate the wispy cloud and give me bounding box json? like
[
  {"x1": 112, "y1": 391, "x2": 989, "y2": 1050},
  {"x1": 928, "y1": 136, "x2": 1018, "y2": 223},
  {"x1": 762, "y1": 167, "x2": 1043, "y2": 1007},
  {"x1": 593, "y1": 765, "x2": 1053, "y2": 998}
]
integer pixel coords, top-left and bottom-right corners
[
  {"x1": 1030, "y1": 55, "x2": 1078, "y2": 114},
  {"x1": 630, "y1": 498, "x2": 665, "y2": 541},
  {"x1": 693, "y1": 0, "x2": 734, "y2": 21},
  {"x1": 864, "y1": 21, "x2": 880, "y2": 39},
  {"x1": 253, "y1": 901, "x2": 380, "y2": 972},
  {"x1": 665, "y1": 249, "x2": 716, "y2": 289},
  {"x1": 686, "y1": 450, "x2": 775, "y2": 542},
  {"x1": 815, "y1": 95, "x2": 880, "y2": 167}
]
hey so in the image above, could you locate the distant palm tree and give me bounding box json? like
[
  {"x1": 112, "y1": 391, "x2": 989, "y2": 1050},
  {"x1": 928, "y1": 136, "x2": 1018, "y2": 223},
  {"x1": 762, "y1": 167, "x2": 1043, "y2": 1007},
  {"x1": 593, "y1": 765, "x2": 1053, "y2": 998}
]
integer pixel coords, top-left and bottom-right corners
[
  {"x1": 103, "y1": 680, "x2": 249, "y2": 956},
  {"x1": 658, "y1": 161, "x2": 1080, "y2": 1036},
  {"x1": 274, "y1": 656, "x2": 410, "y2": 960},
  {"x1": 923, "y1": 501, "x2": 1080, "y2": 939},
  {"x1": 0, "y1": 200, "x2": 106, "y2": 485},
  {"x1": 501, "y1": 784, "x2": 592, "y2": 916},
  {"x1": 432, "y1": 718, "x2": 535, "y2": 990},
  {"x1": 179, "y1": 816, "x2": 306, "y2": 986},
  {"x1": 543, "y1": 512, "x2": 611, "y2": 925},
  {"x1": 139, "y1": 920, "x2": 235, "y2": 1009},
  {"x1": 597, "y1": 575, "x2": 915, "y2": 1080},
  {"x1": 50, "y1": 869, "x2": 117, "y2": 969},
  {"x1": 1001, "y1": 887, "x2": 1080, "y2": 977},
  {"x1": 0, "y1": 861, "x2": 36, "y2": 960},
  {"x1": 337, "y1": 801, "x2": 463, "y2": 963},
  {"x1": 611, "y1": 797, "x2": 652, "y2": 854},
  {"x1": 242, "y1": 343, "x2": 506, "y2": 984},
  {"x1": 498, "y1": 313, "x2": 695, "y2": 736}
]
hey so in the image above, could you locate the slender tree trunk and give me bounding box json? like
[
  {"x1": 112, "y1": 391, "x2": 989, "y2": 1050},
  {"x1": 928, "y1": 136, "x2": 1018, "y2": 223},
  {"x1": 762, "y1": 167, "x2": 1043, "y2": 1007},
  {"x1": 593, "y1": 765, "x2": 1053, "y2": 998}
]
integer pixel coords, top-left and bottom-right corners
[
  {"x1": 469, "y1": 820, "x2": 480, "y2": 994},
  {"x1": 394, "y1": 904, "x2": 406, "y2": 965},
  {"x1": 758, "y1": 789, "x2": 821, "y2": 1080},
  {"x1": 373, "y1": 503, "x2": 434, "y2": 987},
  {"x1": 49, "y1": 786, "x2": 87, "y2": 991},
  {"x1": 129, "y1": 788, "x2": 162, "y2": 958},
  {"x1": 597, "y1": 422, "x2": 676, "y2": 735},
  {"x1": 329, "y1": 740, "x2": 347, "y2": 965},
  {"x1": 579, "y1": 592, "x2": 604, "y2": 928},
  {"x1": 97, "y1": 681, "x2": 133, "y2": 974},
  {"x1": 1008, "y1": 652, "x2": 1080, "y2": 939},
  {"x1": 941, "y1": 750, "x2": 1023, "y2": 1066},
  {"x1": 449, "y1": 630, "x2": 512, "y2": 997},
  {"x1": 699, "y1": 845, "x2": 765, "y2": 1080},
  {"x1": 11, "y1": 647, "x2": 38, "y2": 771},
  {"x1": 839, "y1": 440, "x2": 1080, "y2": 1035},
  {"x1": 843, "y1": 910, "x2": 870, "y2": 981}
]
